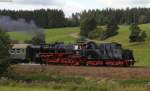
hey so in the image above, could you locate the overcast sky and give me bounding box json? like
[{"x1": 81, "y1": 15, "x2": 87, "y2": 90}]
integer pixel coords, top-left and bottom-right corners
[{"x1": 0, "y1": 0, "x2": 150, "y2": 17}]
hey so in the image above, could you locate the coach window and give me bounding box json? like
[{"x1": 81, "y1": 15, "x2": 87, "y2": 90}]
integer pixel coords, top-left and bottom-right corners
[
  {"x1": 10, "y1": 49, "x2": 15, "y2": 54},
  {"x1": 22, "y1": 49, "x2": 25, "y2": 53},
  {"x1": 16, "y1": 49, "x2": 20, "y2": 54}
]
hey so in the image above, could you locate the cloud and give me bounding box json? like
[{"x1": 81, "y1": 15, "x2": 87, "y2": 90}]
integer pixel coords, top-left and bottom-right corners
[
  {"x1": 0, "y1": 2, "x2": 59, "y2": 10},
  {"x1": 96, "y1": 0, "x2": 150, "y2": 8},
  {"x1": 0, "y1": 0, "x2": 66, "y2": 12},
  {"x1": 0, "y1": 0, "x2": 150, "y2": 17},
  {"x1": 63, "y1": 0, "x2": 84, "y2": 16},
  {"x1": 129, "y1": 0, "x2": 150, "y2": 5},
  {"x1": 13, "y1": 0, "x2": 65, "y2": 6},
  {"x1": 0, "y1": 0, "x2": 84, "y2": 17}
]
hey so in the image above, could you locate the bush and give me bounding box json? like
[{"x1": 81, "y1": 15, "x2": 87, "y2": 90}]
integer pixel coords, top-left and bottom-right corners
[
  {"x1": 24, "y1": 40, "x2": 32, "y2": 44},
  {"x1": 88, "y1": 28, "x2": 104, "y2": 39},
  {"x1": 24, "y1": 36, "x2": 45, "y2": 44},
  {"x1": 129, "y1": 24, "x2": 147, "y2": 42},
  {"x1": 11, "y1": 40, "x2": 19, "y2": 44},
  {"x1": 31, "y1": 36, "x2": 45, "y2": 45},
  {"x1": 140, "y1": 31, "x2": 147, "y2": 41},
  {"x1": 0, "y1": 28, "x2": 11, "y2": 76},
  {"x1": 77, "y1": 37, "x2": 87, "y2": 43}
]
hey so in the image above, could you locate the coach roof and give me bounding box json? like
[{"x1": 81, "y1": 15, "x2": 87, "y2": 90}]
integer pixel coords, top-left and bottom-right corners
[{"x1": 12, "y1": 44, "x2": 30, "y2": 49}]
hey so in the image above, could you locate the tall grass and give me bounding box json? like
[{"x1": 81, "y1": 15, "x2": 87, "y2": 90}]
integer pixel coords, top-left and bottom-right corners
[{"x1": 0, "y1": 72, "x2": 150, "y2": 91}]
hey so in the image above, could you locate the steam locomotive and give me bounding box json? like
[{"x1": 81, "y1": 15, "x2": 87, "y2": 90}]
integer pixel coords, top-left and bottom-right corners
[{"x1": 10, "y1": 41, "x2": 135, "y2": 67}]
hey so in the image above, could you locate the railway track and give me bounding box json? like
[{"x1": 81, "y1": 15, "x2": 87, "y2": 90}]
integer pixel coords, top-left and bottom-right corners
[{"x1": 13, "y1": 64, "x2": 150, "y2": 79}]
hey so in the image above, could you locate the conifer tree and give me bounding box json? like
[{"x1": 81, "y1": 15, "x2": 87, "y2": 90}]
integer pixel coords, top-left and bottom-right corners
[{"x1": 0, "y1": 28, "x2": 11, "y2": 75}]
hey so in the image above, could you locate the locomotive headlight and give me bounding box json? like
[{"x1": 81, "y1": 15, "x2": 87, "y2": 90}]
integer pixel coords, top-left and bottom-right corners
[{"x1": 74, "y1": 45, "x2": 79, "y2": 50}]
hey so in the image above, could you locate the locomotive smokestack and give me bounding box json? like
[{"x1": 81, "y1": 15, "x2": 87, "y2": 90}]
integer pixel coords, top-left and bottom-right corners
[{"x1": 0, "y1": 16, "x2": 45, "y2": 42}]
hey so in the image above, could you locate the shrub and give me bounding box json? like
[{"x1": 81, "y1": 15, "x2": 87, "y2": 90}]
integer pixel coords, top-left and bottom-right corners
[
  {"x1": 31, "y1": 36, "x2": 45, "y2": 45},
  {"x1": 88, "y1": 28, "x2": 104, "y2": 39},
  {"x1": 0, "y1": 28, "x2": 11, "y2": 76},
  {"x1": 129, "y1": 24, "x2": 147, "y2": 42}
]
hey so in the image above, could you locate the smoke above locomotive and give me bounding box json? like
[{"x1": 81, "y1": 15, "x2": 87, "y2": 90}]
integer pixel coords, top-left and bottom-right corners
[{"x1": 0, "y1": 16, "x2": 45, "y2": 41}]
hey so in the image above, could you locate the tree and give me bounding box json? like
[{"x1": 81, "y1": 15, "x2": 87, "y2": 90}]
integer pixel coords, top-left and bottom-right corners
[
  {"x1": 71, "y1": 13, "x2": 80, "y2": 27},
  {"x1": 31, "y1": 36, "x2": 45, "y2": 45},
  {"x1": 0, "y1": 28, "x2": 11, "y2": 75},
  {"x1": 140, "y1": 31, "x2": 147, "y2": 41},
  {"x1": 101, "y1": 17, "x2": 119, "y2": 40},
  {"x1": 1, "y1": 8, "x2": 150, "y2": 28},
  {"x1": 0, "y1": 9, "x2": 66, "y2": 28},
  {"x1": 129, "y1": 24, "x2": 147, "y2": 42},
  {"x1": 80, "y1": 17, "x2": 97, "y2": 37},
  {"x1": 129, "y1": 24, "x2": 141, "y2": 42}
]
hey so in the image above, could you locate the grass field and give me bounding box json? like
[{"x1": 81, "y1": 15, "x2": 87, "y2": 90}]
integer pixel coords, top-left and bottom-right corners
[
  {"x1": 45, "y1": 27, "x2": 79, "y2": 43},
  {"x1": 0, "y1": 82, "x2": 149, "y2": 91},
  {"x1": 0, "y1": 72, "x2": 150, "y2": 91},
  {"x1": 7, "y1": 24, "x2": 150, "y2": 66},
  {"x1": 0, "y1": 86, "x2": 65, "y2": 91},
  {"x1": 8, "y1": 31, "x2": 32, "y2": 42}
]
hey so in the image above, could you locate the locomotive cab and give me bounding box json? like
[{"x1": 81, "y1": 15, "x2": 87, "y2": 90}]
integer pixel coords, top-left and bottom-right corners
[{"x1": 122, "y1": 49, "x2": 135, "y2": 66}]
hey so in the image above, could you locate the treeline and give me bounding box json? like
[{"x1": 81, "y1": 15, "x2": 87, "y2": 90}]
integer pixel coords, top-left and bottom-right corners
[
  {"x1": 0, "y1": 8, "x2": 150, "y2": 28},
  {"x1": 0, "y1": 9, "x2": 80, "y2": 28},
  {"x1": 80, "y1": 8, "x2": 150, "y2": 25}
]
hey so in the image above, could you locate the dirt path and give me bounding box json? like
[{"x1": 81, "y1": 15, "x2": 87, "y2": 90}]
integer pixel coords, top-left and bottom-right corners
[
  {"x1": 14, "y1": 64, "x2": 150, "y2": 80},
  {"x1": 70, "y1": 32, "x2": 79, "y2": 38},
  {"x1": 70, "y1": 32, "x2": 94, "y2": 41}
]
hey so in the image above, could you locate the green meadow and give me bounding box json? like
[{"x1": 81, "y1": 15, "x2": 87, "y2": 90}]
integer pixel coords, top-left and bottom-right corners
[{"x1": 8, "y1": 31, "x2": 32, "y2": 42}]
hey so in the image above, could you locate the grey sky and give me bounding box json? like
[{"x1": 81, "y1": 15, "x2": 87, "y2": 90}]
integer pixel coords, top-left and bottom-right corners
[{"x1": 0, "y1": 0, "x2": 150, "y2": 16}]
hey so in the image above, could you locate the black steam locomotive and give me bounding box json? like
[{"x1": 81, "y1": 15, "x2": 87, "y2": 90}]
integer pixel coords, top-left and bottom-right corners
[{"x1": 10, "y1": 41, "x2": 135, "y2": 67}]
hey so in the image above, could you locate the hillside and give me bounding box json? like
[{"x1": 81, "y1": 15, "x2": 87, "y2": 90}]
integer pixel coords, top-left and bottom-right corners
[
  {"x1": 8, "y1": 23, "x2": 150, "y2": 66},
  {"x1": 45, "y1": 27, "x2": 79, "y2": 43},
  {"x1": 8, "y1": 31, "x2": 32, "y2": 42}
]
